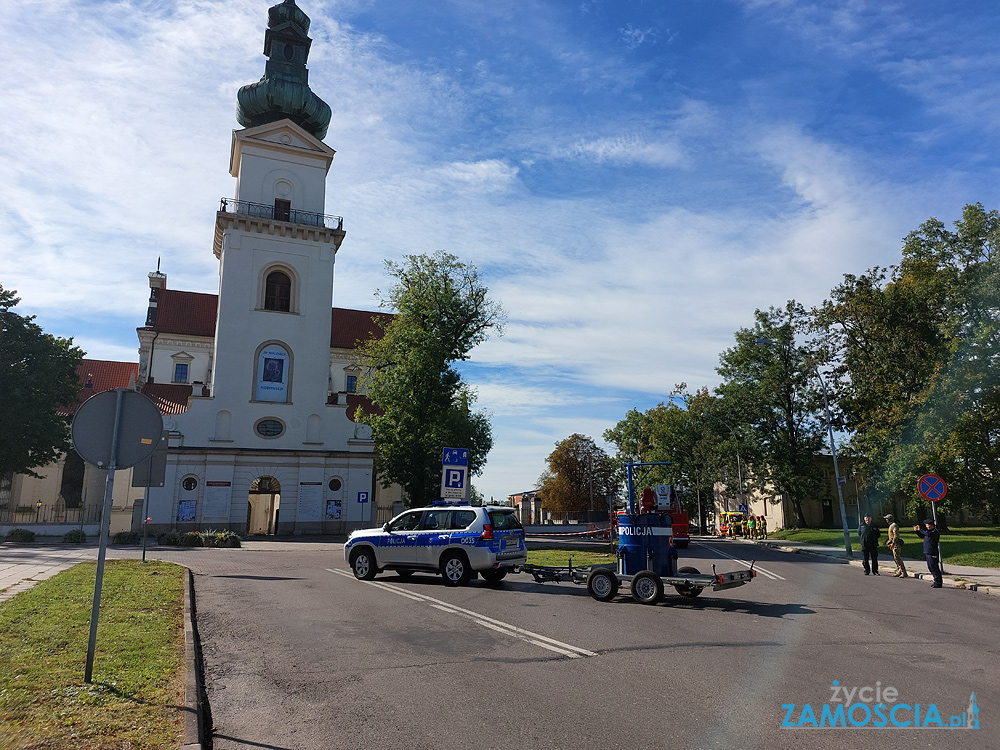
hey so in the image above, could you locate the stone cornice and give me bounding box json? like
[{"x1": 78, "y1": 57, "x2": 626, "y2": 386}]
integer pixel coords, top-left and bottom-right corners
[{"x1": 214, "y1": 212, "x2": 346, "y2": 258}]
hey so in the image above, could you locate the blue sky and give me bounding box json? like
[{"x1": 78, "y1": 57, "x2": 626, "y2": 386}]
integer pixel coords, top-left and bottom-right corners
[{"x1": 3, "y1": 0, "x2": 999, "y2": 503}]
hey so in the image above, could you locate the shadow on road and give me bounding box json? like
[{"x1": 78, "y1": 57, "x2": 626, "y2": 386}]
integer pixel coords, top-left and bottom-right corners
[{"x1": 211, "y1": 734, "x2": 296, "y2": 749}]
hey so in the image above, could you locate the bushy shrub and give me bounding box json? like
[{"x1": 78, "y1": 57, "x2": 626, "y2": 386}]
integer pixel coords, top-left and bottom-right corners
[
  {"x1": 112, "y1": 531, "x2": 140, "y2": 544},
  {"x1": 178, "y1": 531, "x2": 204, "y2": 547},
  {"x1": 62, "y1": 529, "x2": 88, "y2": 544},
  {"x1": 157, "y1": 531, "x2": 181, "y2": 546},
  {"x1": 6, "y1": 528, "x2": 36, "y2": 543},
  {"x1": 208, "y1": 530, "x2": 242, "y2": 548}
]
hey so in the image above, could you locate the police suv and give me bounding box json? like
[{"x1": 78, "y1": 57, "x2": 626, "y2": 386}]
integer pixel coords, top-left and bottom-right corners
[{"x1": 344, "y1": 502, "x2": 527, "y2": 586}]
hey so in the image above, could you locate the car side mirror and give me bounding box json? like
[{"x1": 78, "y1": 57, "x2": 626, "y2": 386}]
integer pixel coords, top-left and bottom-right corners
[{"x1": 383, "y1": 523, "x2": 390, "y2": 532}]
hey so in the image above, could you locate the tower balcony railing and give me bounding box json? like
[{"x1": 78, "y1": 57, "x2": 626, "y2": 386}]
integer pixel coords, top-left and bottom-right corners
[{"x1": 219, "y1": 198, "x2": 343, "y2": 230}]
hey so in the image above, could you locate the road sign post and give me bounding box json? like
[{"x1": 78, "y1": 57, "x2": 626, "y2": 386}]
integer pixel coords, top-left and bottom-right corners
[
  {"x1": 71, "y1": 389, "x2": 163, "y2": 683},
  {"x1": 918, "y1": 474, "x2": 948, "y2": 574}
]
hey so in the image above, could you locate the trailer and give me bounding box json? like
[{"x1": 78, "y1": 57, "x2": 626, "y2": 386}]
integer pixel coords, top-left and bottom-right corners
[
  {"x1": 520, "y1": 461, "x2": 757, "y2": 604},
  {"x1": 521, "y1": 558, "x2": 755, "y2": 604}
]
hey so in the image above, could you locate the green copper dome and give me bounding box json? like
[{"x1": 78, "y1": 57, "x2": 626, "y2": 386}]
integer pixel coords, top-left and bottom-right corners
[{"x1": 236, "y1": 0, "x2": 332, "y2": 140}]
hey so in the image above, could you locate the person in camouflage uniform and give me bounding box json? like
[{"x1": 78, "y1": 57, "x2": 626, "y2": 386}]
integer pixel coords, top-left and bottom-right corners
[{"x1": 884, "y1": 514, "x2": 908, "y2": 578}]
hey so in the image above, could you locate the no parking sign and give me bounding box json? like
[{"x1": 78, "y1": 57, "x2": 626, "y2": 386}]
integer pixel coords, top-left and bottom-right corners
[{"x1": 918, "y1": 474, "x2": 947, "y2": 502}]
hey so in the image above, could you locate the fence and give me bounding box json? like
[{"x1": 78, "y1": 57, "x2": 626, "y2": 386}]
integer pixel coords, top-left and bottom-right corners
[{"x1": 0, "y1": 504, "x2": 103, "y2": 526}]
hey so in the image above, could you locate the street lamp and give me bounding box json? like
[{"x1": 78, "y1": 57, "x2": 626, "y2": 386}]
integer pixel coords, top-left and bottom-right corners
[
  {"x1": 702, "y1": 414, "x2": 745, "y2": 516},
  {"x1": 755, "y1": 337, "x2": 854, "y2": 558}
]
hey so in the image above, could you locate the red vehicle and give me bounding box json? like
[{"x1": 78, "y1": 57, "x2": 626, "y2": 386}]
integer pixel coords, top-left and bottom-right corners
[{"x1": 639, "y1": 486, "x2": 690, "y2": 548}]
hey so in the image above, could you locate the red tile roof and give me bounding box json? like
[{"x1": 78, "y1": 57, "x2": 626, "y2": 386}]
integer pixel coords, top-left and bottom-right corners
[
  {"x1": 148, "y1": 290, "x2": 218, "y2": 337},
  {"x1": 61, "y1": 359, "x2": 139, "y2": 415},
  {"x1": 344, "y1": 393, "x2": 380, "y2": 422},
  {"x1": 144, "y1": 289, "x2": 390, "y2": 348},
  {"x1": 331, "y1": 308, "x2": 392, "y2": 348},
  {"x1": 142, "y1": 383, "x2": 193, "y2": 415}
]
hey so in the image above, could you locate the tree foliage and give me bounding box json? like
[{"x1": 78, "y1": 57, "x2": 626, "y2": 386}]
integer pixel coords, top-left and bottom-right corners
[
  {"x1": 715, "y1": 302, "x2": 827, "y2": 527},
  {"x1": 0, "y1": 284, "x2": 84, "y2": 478},
  {"x1": 603, "y1": 386, "x2": 734, "y2": 511},
  {"x1": 355, "y1": 252, "x2": 505, "y2": 507},
  {"x1": 814, "y1": 203, "x2": 1000, "y2": 516},
  {"x1": 537, "y1": 434, "x2": 618, "y2": 513}
]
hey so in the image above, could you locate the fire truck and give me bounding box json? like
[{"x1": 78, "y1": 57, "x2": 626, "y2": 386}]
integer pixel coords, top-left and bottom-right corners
[{"x1": 639, "y1": 485, "x2": 690, "y2": 548}]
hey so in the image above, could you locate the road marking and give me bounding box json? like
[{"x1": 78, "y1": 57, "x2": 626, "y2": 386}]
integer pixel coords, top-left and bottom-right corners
[
  {"x1": 695, "y1": 543, "x2": 786, "y2": 580},
  {"x1": 329, "y1": 569, "x2": 596, "y2": 658}
]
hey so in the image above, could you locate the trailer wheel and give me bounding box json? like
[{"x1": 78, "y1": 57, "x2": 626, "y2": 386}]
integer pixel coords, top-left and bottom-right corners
[
  {"x1": 586, "y1": 568, "x2": 620, "y2": 602},
  {"x1": 674, "y1": 565, "x2": 703, "y2": 598},
  {"x1": 630, "y1": 571, "x2": 663, "y2": 605}
]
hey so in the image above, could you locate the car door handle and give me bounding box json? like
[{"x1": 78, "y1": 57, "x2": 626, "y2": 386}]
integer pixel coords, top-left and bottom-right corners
[
  {"x1": 407, "y1": 535, "x2": 417, "y2": 540},
  {"x1": 437, "y1": 535, "x2": 449, "y2": 540}
]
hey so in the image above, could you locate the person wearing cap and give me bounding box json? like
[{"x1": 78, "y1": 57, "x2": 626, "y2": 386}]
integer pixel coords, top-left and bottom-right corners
[
  {"x1": 913, "y1": 517, "x2": 943, "y2": 587},
  {"x1": 858, "y1": 513, "x2": 881, "y2": 575},
  {"x1": 884, "y1": 514, "x2": 908, "y2": 578}
]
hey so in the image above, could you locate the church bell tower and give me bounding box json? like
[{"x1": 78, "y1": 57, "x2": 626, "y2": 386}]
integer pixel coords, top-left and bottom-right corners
[{"x1": 210, "y1": 0, "x2": 345, "y2": 430}]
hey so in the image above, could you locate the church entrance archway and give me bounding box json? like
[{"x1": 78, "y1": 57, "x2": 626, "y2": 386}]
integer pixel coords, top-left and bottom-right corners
[{"x1": 248, "y1": 476, "x2": 281, "y2": 535}]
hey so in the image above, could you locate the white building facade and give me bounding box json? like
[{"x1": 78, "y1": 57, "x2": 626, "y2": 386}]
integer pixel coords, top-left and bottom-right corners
[{"x1": 136, "y1": 0, "x2": 398, "y2": 535}]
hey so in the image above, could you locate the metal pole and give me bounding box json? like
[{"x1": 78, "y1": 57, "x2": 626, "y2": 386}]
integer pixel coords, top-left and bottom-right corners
[
  {"x1": 85, "y1": 388, "x2": 125, "y2": 684},
  {"x1": 817, "y1": 372, "x2": 853, "y2": 558}
]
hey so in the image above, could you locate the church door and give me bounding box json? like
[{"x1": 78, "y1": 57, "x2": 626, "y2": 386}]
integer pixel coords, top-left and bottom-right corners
[{"x1": 248, "y1": 476, "x2": 281, "y2": 535}]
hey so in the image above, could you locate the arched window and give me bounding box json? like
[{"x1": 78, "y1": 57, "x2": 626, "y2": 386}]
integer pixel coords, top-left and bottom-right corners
[{"x1": 264, "y1": 271, "x2": 291, "y2": 312}]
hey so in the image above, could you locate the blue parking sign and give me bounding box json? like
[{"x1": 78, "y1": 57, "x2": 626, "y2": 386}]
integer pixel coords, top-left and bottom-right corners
[
  {"x1": 442, "y1": 447, "x2": 469, "y2": 466},
  {"x1": 357, "y1": 491, "x2": 369, "y2": 504}
]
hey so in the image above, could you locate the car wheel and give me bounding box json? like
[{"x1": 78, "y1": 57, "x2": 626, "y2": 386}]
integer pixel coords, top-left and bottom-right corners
[
  {"x1": 440, "y1": 552, "x2": 472, "y2": 586},
  {"x1": 350, "y1": 547, "x2": 378, "y2": 581},
  {"x1": 630, "y1": 571, "x2": 663, "y2": 605},
  {"x1": 481, "y1": 569, "x2": 508, "y2": 584},
  {"x1": 674, "y1": 565, "x2": 703, "y2": 598},
  {"x1": 586, "y1": 568, "x2": 620, "y2": 602}
]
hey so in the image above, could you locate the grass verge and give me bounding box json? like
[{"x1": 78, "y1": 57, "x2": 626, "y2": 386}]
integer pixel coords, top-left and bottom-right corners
[
  {"x1": 525, "y1": 546, "x2": 617, "y2": 567},
  {"x1": 766, "y1": 526, "x2": 1000, "y2": 568},
  {"x1": 0, "y1": 560, "x2": 186, "y2": 750}
]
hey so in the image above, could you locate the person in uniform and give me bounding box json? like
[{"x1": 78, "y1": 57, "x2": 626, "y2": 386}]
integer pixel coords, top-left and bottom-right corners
[
  {"x1": 747, "y1": 515, "x2": 757, "y2": 539},
  {"x1": 914, "y1": 517, "x2": 943, "y2": 588},
  {"x1": 884, "y1": 514, "x2": 908, "y2": 577},
  {"x1": 858, "y1": 513, "x2": 881, "y2": 575},
  {"x1": 758, "y1": 515, "x2": 767, "y2": 538}
]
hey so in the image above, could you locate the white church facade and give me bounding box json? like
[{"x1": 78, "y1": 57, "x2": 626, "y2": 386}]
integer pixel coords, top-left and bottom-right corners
[{"x1": 1, "y1": 0, "x2": 402, "y2": 537}]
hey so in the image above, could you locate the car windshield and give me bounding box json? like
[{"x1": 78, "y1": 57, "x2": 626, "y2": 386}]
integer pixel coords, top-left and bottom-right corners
[{"x1": 489, "y1": 510, "x2": 522, "y2": 531}]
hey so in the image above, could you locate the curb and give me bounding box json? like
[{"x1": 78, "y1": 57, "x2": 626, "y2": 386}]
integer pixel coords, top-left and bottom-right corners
[
  {"x1": 745, "y1": 539, "x2": 994, "y2": 594},
  {"x1": 181, "y1": 568, "x2": 206, "y2": 750}
]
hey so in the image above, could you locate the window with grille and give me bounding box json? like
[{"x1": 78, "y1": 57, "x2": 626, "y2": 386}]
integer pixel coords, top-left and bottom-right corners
[{"x1": 264, "y1": 271, "x2": 291, "y2": 312}]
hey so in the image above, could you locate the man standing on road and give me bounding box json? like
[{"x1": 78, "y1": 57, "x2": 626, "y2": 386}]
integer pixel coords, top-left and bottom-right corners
[
  {"x1": 859, "y1": 514, "x2": 881, "y2": 575},
  {"x1": 884, "y1": 514, "x2": 908, "y2": 578},
  {"x1": 759, "y1": 515, "x2": 767, "y2": 538},
  {"x1": 914, "y1": 518, "x2": 943, "y2": 588},
  {"x1": 748, "y1": 515, "x2": 757, "y2": 539}
]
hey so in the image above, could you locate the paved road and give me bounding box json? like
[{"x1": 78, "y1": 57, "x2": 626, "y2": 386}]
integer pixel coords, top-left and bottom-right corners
[
  {"x1": 191, "y1": 540, "x2": 996, "y2": 749},
  {"x1": 3, "y1": 540, "x2": 995, "y2": 749}
]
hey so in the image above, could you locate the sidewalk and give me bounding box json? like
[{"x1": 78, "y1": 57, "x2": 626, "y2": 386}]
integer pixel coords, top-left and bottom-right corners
[{"x1": 741, "y1": 536, "x2": 1000, "y2": 592}]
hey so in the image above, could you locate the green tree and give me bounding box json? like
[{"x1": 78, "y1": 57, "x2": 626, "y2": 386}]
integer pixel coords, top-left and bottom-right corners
[
  {"x1": 715, "y1": 302, "x2": 827, "y2": 527},
  {"x1": 0, "y1": 284, "x2": 84, "y2": 477},
  {"x1": 355, "y1": 252, "x2": 505, "y2": 507},
  {"x1": 537, "y1": 434, "x2": 618, "y2": 514},
  {"x1": 603, "y1": 386, "x2": 739, "y2": 516},
  {"x1": 814, "y1": 203, "x2": 1000, "y2": 517}
]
